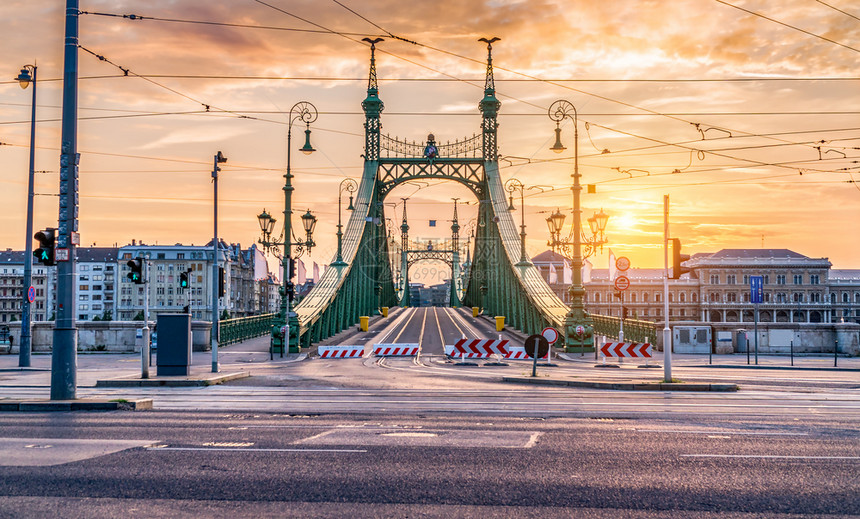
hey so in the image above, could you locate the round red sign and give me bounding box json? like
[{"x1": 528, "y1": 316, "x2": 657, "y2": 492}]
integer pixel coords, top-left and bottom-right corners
[
  {"x1": 541, "y1": 327, "x2": 560, "y2": 344},
  {"x1": 614, "y1": 275, "x2": 630, "y2": 291},
  {"x1": 615, "y1": 256, "x2": 630, "y2": 271}
]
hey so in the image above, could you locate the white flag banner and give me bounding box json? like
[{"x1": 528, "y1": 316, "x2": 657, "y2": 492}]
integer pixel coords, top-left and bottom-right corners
[
  {"x1": 563, "y1": 259, "x2": 573, "y2": 284},
  {"x1": 312, "y1": 262, "x2": 320, "y2": 283},
  {"x1": 609, "y1": 249, "x2": 617, "y2": 281},
  {"x1": 583, "y1": 258, "x2": 593, "y2": 283},
  {"x1": 297, "y1": 259, "x2": 306, "y2": 284},
  {"x1": 549, "y1": 263, "x2": 558, "y2": 284}
]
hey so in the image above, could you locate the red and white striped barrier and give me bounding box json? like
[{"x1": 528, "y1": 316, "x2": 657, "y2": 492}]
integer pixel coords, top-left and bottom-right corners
[
  {"x1": 373, "y1": 343, "x2": 420, "y2": 356},
  {"x1": 600, "y1": 342, "x2": 652, "y2": 358},
  {"x1": 453, "y1": 338, "x2": 509, "y2": 358},
  {"x1": 318, "y1": 345, "x2": 365, "y2": 358},
  {"x1": 503, "y1": 346, "x2": 549, "y2": 360},
  {"x1": 443, "y1": 345, "x2": 490, "y2": 359}
]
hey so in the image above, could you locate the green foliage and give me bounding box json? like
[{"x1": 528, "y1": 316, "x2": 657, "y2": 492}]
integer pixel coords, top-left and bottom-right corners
[
  {"x1": 133, "y1": 311, "x2": 145, "y2": 321},
  {"x1": 100, "y1": 309, "x2": 113, "y2": 322}
]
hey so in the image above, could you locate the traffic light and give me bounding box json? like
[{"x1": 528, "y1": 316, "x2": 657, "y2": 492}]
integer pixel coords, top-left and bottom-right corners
[
  {"x1": 179, "y1": 271, "x2": 189, "y2": 289},
  {"x1": 127, "y1": 258, "x2": 144, "y2": 284},
  {"x1": 218, "y1": 267, "x2": 226, "y2": 297},
  {"x1": 622, "y1": 306, "x2": 629, "y2": 319},
  {"x1": 671, "y1": 238, "x2": 691, "y2": 279},
  {"x1": 33, "y1": 228, "x2": 55, "y2": 266}
]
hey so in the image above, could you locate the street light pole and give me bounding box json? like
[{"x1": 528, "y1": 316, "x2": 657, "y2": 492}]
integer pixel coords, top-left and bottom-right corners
[
  {"x1": 547, "y1": 99, "x2": 604, "y2": 353},
  {"x1": 16, "y1": 64, "x2": 37, "y2": 368},
  {"x1": 257, "y1": 101, "x2": 318, "y2": 354},
  {"x1": 332, "y1": 178, "x2": 357, "y2": 267},
  {"x1": 505, "y1": 179, "x2": 529, "y2": 266},
  {"x1": 211, "y1": 151, "x2": 227, "y2": 373}
]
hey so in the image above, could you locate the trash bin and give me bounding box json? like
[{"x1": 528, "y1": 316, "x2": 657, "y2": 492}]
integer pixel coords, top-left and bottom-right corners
[
  {"x1": 472, "y1": 307, "x2": 480, "y2": 318},
  {"x1": 156, "y1": 313, "x2": 192, "y2": 376},
  {"x1": 495, "y1": 316, "x2": 505, "y2": 332},
  {"x1": 736, "y1": 329, "x2": 748, "y2": 353},
  {"x1": 381, "y1": 307, "x2": 389, "y2": 318},
  {"x1": 360, "y1": 316, "x2": 370, "y2": 332}
]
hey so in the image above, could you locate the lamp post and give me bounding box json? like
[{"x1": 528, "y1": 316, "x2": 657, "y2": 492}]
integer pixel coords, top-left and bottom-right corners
[
  {"x1": 16, "y1": 64, "x2": 37, "y2": 368},
  {"x1": 547, "y1": 99, "x2": 610, "y2": 352},
  {"x1": 505, "y1": 178, "x2": 530, "y2": 266},
  {"x1": 257, "y1": 101, "x2": 318, "y2": 354},
  {"x1": 211, "y1": 150, "x2": 227, "y2": 372},
  {"x1": 332, "y1": 178, "x2": 357, "y2": 267}
]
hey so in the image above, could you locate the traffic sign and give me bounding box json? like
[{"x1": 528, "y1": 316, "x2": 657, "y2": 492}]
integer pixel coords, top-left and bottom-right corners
[
  {"x1": 614, "y1": 275, "x2": 630, "y2": 291},
  {"x1": 600, "y1": 342, "x2": 652, "y2": 358},
  {"x1": 750, "y1": 275, "x2": 764, "y2": 304},
  {"x1": 615, "y1": 256, "x2": 630, "y2": 271},
  {"x1": 524, "y1": 334, "x2": 550, "y2": 359},
  {"x1": 27, "y1": 286, "x2": 35, "y2": 304},
  {"x1": 541, "y1": 326, "x2": 560, "y2": 344}
]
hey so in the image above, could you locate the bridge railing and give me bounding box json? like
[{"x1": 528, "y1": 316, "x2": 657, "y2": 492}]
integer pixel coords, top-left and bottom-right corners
[
  {"x1": 218, "y1": 313, "x2": 277, "y2": 346},
  {"x1": 592, "y1": 314, "x2": 658, "y2": 343}
]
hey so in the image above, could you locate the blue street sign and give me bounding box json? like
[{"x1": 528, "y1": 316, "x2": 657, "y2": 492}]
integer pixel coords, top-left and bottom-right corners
[{"x1": 750, "y1": 275, "x2": 764, "y2": 304}]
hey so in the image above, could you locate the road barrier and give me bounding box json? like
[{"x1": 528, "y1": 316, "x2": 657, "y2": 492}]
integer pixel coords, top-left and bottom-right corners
[
  {"x1": 600, "y1": 342, "x2": 652, "y2": 358},
  {"x1": 453, "y1": 338, "x2": 509, "y2": 358},
  {"x1": 318, "y1": 345, "x2": 365, "y2": 358},
  {"x1": 504, "y1": 346, "x2": 549, "y2": 360},
  {"x1": 373, "y1": 343, "x2": 419, "y2": 356}
]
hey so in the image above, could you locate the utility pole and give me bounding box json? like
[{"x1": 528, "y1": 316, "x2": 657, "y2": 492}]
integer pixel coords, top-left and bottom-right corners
[
  {"x1": 51, "y1": 0, "x2": 80, "y2": 400},
  {"x1": 141, "y1": 257, "x2": 150, "y2": 379},
  {"x1": 17, "y1": 63, "x2": 37, "y2": 368},
  {"x1": 662, "y1": 195, "x2": 672, "y2": 381}
]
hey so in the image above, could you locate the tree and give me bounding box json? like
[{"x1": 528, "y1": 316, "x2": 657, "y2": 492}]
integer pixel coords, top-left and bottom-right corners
[
  {"x1": 133, "y1": 311, "x2": 145, "y2": 321},
  {"x1": 100, "y1": 309, "x2": 113, "y2": 322},
  {"x1": 220, "y1": 309, "x2": 231, "y2": 321}
]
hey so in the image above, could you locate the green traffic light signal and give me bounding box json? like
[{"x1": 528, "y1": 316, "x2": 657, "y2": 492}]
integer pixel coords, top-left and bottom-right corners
[
  {"x1": 179, "y1": 271, "x2": 189, "y2": 289},
  {"x1": 33, "y1": 228, "x2": 55, "y2": 266},
  {"x1": 126, "y1": 258, "x2": 144, "y2": 285}
]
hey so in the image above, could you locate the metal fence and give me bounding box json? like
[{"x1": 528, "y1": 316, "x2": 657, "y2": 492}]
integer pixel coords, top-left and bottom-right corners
[
  {"x1": 219, "y1": 313, "x2": 276, "y2": 346},
  {"x1": 592, "y1": 314, "x2": 658, "y2": 343}
]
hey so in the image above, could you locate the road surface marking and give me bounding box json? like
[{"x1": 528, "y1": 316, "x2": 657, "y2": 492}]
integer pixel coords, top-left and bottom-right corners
[
  {"x1": 147, "y1": 447, "x2": 367, "y2": 453},
  {"x1": 636, "y1": 429, "x2": 809, "y2": 436},
  {"x1": 682, "y1": 454, "x2": 860, "y2": 460}
]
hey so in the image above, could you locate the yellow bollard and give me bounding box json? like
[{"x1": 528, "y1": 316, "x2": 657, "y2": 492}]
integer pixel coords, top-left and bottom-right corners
[
  {"x1": 381, "y1": 307, "x2": 389, "y2": 318},
  {"x1": 472, "y1": 307, "x2": 480, "y2": 318},
  {"x1": 495, "y1": 316, "x2": 505, "y2": 332},
  {"x1": 360, "y1": 316, "x2": 369, "y2": 332}
]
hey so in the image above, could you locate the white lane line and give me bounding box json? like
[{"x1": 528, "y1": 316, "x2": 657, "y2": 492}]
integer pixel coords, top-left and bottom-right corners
[
  {"x1": 147, "y1": 447, "x2": 367, "y2": 453},
  {"x1": 682, "y1": 454, "x2": 860, "y2": 460},
  {"x1": 524, "y1": 432, "x2": 542, "y2": 449},
  {"x1": 636, "y1": 429, "x2": 809, "y2": 436}
]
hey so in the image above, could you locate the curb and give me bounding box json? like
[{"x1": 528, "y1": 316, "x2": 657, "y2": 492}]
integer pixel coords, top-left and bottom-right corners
[
  {"x1": 501, "y1": 376, "x2": 739, "y2": 392},
  {"x1": 0, "y1": 398, "x2": 153, "y2": 412},
  {"x1": 95, "y1": 371, "x2": 249, "y2": 388},
  {"x1": 694, "y1": 364, "x2": 860, "y2": 373}
]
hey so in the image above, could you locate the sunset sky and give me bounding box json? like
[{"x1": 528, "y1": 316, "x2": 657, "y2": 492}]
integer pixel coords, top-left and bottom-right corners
[{"x1": 1, "y1": 0, "x2": 859, "y2": 278}]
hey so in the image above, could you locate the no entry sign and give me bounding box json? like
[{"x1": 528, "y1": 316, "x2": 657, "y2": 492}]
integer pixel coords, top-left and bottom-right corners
[
  {"x1": 541, "y1": 327, "x2": 560, "y2": 344},
  {"x1": 614, "y1": 275, "x2": 630, "y2": 291}
]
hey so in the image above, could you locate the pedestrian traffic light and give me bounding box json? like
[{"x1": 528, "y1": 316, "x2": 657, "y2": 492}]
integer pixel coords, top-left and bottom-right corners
[
  {"x1": 127, "y1": 258, "x2": 144, "y2": 284},
  {"x1": 218, "y1": 267, "x2": 226, "y2": 297},
  {"x1": 33, "y1": 228, "x2": 55, "y2": 266},
  {"x1": 179, "y1": 271, "x2": 189, "y2": 289},
  {"x1": 622, "y1": 306, "x2": 629, "y2": 319},
  {"x1": 671, "y1": 238, "x2": 691, "y2": 279}
]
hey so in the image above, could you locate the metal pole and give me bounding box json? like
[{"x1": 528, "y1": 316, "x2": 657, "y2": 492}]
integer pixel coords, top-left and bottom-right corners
[
  {"x1": 141, "y1": 258, "x2": 150, "y2": 379},
  {"x1": 531, "y1": 336, "x2": 539, "y2": 377},
  {"x1": 20, "y1": 65, "x2": 37, "y2": 368},
  {"x1": 834, "y1": 338, "x2": 838, "y2": 367},
  {"x1": 754, "y1": 303, "x2": 759, "y2": 365},
  {"x1": 51, "y1": 0, "x2": 79, "y2": 400},
  {"x1": 211, "y1": 154, "x2": 220, "y2": 373},
  {"x1": 662, "y1": 195, "x2": 672, "y2": 381},
  {"x1": 284, "y1": 123, "x2": 294, "y2": 353},
  {"x1": 790, "y1": 339, "x2": 794, "y2": 366}
]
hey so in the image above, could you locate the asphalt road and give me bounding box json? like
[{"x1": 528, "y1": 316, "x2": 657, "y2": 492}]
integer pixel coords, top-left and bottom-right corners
[{"x1": 0, "y1": 411, "x2": 857, "y2": 518}]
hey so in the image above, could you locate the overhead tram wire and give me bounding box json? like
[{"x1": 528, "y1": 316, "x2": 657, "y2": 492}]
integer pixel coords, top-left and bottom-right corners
[
  {"x1": 325, "y1": 0, "x2": 847, "y2": 170},
  {"x1": 713, "y1": 0, "x2": 860, "y2": 55},
  {"x1": 81, "y1": 4, "x2": 856, "y2": 181},
  {"x1": 815, "y1": 0, "x2": 860, "y2": 23}
]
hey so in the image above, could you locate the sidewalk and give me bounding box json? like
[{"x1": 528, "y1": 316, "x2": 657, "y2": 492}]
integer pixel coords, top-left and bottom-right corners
[{"x1": 557, "y1": 350, "x2": 860, "y2": 371}]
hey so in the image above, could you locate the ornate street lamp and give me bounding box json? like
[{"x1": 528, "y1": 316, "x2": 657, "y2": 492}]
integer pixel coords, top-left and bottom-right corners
[
  {"x1": 256, "y1": 101, "x2": 318, "y2": 354},
  {"x1": 505, "y1": 178, "x2": 530, "y2": 266},
  {"x1": 547, "y1": 99, "x2": 610, "y2": 352},
  {"x1": 16, "y1": 64, "x2": 36, "y2": 368},
  {"x1": 332, "y1": 178, "x2": 358, "y2": 266}
]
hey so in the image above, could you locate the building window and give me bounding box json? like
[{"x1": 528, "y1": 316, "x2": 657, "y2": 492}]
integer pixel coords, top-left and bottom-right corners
[
  {"x1": 727, "y1": 293, "x2": 737, "y2": 303},
  {"x1": 727, "y1": 275, "x2": 737, "y2": 285},
  {"x1": 710, "y1": 274, "x2": 719, "y2": 285},
  {"x1": 843, "y1": 293, "x2": 850, "y2": 303},
  {"x1": 777, "y1": 275, "x2": 786, "y2": 285},
  {"x1": 743, "y1": 275, "x2": 749, "y2": 285},
  {"x1": 810, "y1": 274, "x2": 820, "y2": 285},
  {"x1": 793, "y1": 293, "x2": 803, "y2": 303},
  {"x1": 79, "y1": 285, "x2": 89, "y2": 291},
  {"x1": 793, "y1": 274, "x2": 803, "y2": 284}
]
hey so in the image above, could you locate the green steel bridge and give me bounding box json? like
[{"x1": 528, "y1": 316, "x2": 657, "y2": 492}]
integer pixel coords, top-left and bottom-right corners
[{"x1": 290, "y1": 39, "x2": 656, "y2": 352}]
